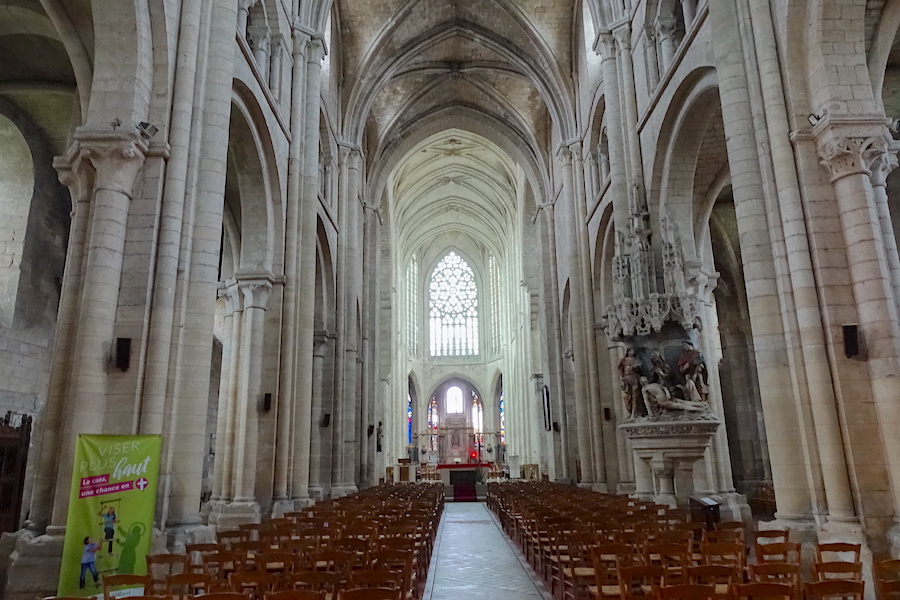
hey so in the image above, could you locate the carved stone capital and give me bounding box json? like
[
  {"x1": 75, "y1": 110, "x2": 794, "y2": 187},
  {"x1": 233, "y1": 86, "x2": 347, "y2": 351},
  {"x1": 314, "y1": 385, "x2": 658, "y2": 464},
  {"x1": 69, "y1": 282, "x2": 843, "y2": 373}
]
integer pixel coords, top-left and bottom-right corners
[
  {"x1": 814, "y1": 116, "x2": 892, "y2": 183},
  {"x1": 307, "y1": 37, "x2": 326, "y2": 63},
  {"x1": 217, "y1": 281, "x2": 243, "y2": 316},
  {"x1": 867, "y1": 146, "x2": 899, "y2": 188},
  {"x1": 612, "y1": 24, "x2": 632, "y2": 52},
  {"x1": 557, "y1": 145, "x2": 574, "y2": 168},
  {"x1": 655, "y1": 16, "x2": 677, "y2": 39},
  {"x1": 235, "y1": 274, "x2": 274, "y2": 311},
  {"x1": 70, "y1": 129, "x2": 149, "y2": 197},
  {"x1": 596, "y1": 32, "x2": 617, "y2": 57}
]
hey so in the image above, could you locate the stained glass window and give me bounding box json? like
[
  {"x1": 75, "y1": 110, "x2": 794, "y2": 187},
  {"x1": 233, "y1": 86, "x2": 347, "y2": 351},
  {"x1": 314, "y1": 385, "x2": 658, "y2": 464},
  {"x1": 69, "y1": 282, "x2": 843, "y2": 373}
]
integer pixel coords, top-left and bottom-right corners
[
  {"x1": 429, "y1": 252, "x2": 479, "y2": 356},
  {"x1": 427, "y1": 397, "x2": 439, "y2": 451},
  {"x1": 499, "y1": 392, "x2": 506, "y2": 446},
  {"x1": 472, "y1": 392, "x2": 483, "y2": 434},
  {"x1": 407, "y1": 392, "x2": 413, "y2": 446}
]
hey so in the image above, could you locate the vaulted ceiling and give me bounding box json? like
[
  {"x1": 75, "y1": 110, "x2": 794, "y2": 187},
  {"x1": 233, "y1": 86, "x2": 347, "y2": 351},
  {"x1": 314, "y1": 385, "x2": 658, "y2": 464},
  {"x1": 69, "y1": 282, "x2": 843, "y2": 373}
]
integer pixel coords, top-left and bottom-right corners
[{"x1": 335, "y1": 0, "x2": 577, "y2": 262}]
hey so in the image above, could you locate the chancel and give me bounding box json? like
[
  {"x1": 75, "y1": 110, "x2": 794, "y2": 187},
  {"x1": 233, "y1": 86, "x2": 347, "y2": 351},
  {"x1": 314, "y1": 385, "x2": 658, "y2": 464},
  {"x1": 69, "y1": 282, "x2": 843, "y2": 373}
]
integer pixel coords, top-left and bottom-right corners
[{"x1": 0, "y1": 0, "x2": 899, "y2": 598}]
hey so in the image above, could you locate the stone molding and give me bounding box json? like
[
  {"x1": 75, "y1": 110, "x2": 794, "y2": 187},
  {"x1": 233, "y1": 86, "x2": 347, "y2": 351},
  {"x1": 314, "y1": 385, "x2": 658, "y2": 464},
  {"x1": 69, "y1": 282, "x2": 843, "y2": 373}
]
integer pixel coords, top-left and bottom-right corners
[{"x1": 813, "y1": 115, "x2": 893, "y2": 183}]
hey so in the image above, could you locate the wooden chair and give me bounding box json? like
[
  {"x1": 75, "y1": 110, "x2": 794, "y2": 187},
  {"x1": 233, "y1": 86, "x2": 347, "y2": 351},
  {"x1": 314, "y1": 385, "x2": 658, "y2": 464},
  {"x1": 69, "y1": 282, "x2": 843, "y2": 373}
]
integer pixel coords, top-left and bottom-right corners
[
  {"x1": 815, "y1": 543, "x2": 861, "y2": 564},
  {"x1": 369, "y1": 549, "x2": 415, "y2": 598},
  {"x1": 560, "y1": 531, "x2": 597, "y2": 600},
  {"x1": 203, "y1": 550, "x2": 246, "y2": 589},
  {"x1": 749, "y1": 563, "x2": 799, "y2": 600},
  {"x1": 102, "y1": 574, "x2": 151, "y2": 600},
  {"x1": 734, "y1": 583, "x2": 793, "y2": 600},
  {"x1": 813, "y1": 562, "x2": 863, "y2": 582},
  {"x1": 239, "y1": 522, "x2": 264, "y2": 541},
  {"x1": 875, "y1": 560, "x2": 900, "y2": 600},
  {"x1": 703, "y1": 529, "x2": 744, "y2": 545},
  {"x1": 348, "y1": 570, "x2": 403, "y2": 590},
  {"x1": 619, "y1": 565, "x2": 666, "y2": 600},
  {"x1": 265, "y1": 591, "x2": 327, "y2": 600},
  {"x1": 645, "y1": 542, "x2": 692, "y2": 584},
  {"x1": 230, "y1": 571, "x2": 279, "y2": 600},
  {"x1": 803, "y1": 580, "x2": 864, "y2": 600},
  {"x1": 715, "y1": 522, "x2": 745, "y2": 542},
  {"x1": 166, "y1": 572, "x2": 215, "y2": 600},
  {"x1": 688, "y1": 565, "x2": 740, "y2": 600},
  {"x1": 217, "y1": 530, "x2": 243, "y2": 549},
  {"x1": 146, "y1": 553, "x2": 190, "y2": 595},
  {"x1": 192, "y1": 594, "x2": 246, "y2": 600},
  {"x1": 754, "y1": 530, "x2": 788, "y2": 547},
  {"x1": 288, "y1": 570, "x2": 342, "y2": 598},
  {"x1": 756, "y1": 542, "x2": 800, "y2": 565},
  {"x1": 659, "y1": 584, "x2": 716, "y2": 600},
  {"x1": 342, "y1": 588, "x2": 403, "y2": 600},
  {"x1": 185, "y1": 542, "x2": 220, "y2": 573},
  {"x1": 878, "y1": 580, "x2": 900, "y2": 600},
  {"x1": 700, "y1": 542, "x2": 744, "y2": 570}
]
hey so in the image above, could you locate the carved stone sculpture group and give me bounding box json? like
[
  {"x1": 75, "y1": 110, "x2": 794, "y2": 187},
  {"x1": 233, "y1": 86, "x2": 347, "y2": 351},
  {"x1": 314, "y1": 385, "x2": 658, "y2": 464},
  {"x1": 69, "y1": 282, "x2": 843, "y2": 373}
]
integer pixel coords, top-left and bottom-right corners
[{"x1": 618, "y1": 341, "x2": 710, "y2": 420}]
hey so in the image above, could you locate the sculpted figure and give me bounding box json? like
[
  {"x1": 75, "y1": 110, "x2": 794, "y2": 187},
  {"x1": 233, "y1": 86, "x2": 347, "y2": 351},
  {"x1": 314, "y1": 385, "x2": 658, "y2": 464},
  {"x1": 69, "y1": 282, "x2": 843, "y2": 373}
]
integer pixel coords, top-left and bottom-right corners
[
  {"x1": 649, "y1": 351, "x2": 674, "y2": 387},
  {"x1": 618, "y1": 347, "x2": 643, "y2": 418},
  {"x1": 678, "y1": 340, "x2": 709, "y2": 403},
  {"x1": 640, "y1": 377, "x2": 707, "y2": 417}
]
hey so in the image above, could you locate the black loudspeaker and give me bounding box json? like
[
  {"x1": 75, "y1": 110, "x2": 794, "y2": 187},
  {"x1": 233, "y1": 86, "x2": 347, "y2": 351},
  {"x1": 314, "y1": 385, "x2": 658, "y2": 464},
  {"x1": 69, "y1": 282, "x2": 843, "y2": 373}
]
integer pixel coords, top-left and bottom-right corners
[
  {"x1": 552, "y1": 421, "x2": 560, "y2": 433},
  {"x1": 604, "y1": 407, "x2": 612, "y2": 421},
  {"x1": 262, "y1": 393, "x2": 272, "y2": 413},
  {"x1": 321, "y1": 413, "x2": 331, "y2": 427},
  {"x1": 843, "y1": 324, "x2": 859, "y2": 358},
  {"x1": 116, "y1": 338, "x2": 131, "y2": 372}
]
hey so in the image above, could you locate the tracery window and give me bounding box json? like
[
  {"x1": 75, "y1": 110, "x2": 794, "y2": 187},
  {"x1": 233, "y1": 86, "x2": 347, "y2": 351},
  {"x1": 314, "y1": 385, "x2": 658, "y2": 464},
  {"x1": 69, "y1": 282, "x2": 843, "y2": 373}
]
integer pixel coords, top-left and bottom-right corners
[
  {"x1": 429, "y1": 251, "x2": 479, "y2": 356},
  {"x1": 427, "y1": 397, "x2": 439, "y2": 451},
  {"x1": 407, "y1": 391, "x2": 413, "y2": 446},
  {"x1": 499, "y1": 392, "x2": 506, "y2": 446}
]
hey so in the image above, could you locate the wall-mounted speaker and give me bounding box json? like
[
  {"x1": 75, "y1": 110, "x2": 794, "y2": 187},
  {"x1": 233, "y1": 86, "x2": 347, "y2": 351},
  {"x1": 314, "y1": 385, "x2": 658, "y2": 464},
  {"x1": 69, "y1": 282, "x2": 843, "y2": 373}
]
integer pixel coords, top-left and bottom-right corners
[
  {"x1": 115, "y1": 338, "x2": 131, "y2": 372},
  {"x1": 261, "y1": 393, "x2": 272, "y2": 413},
  {"x1": 552, "y1": 421, "x2": 560, "y2": 433},
  {"x1": 843, "y1": 324, "x2": 859, "y2": 358},
  {"x1": 604, "y1": 407, "x2": 612, "y2": 421},
  {"x1": 321, "y1": 413, "x2": 331, "y2": 428}
]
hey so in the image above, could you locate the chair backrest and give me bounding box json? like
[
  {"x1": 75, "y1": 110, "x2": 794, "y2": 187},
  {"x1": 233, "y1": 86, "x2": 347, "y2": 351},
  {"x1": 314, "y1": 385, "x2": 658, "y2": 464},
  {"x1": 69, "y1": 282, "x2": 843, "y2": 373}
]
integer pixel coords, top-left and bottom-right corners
[
  {"x1": 349, "y1": 570, "x2": 403, "y2": 589},
  {"x1": 341, "y1": 588, "x2": 402, "y2": 600},
  {"x1": 230, "y1": 571, "x2": 279, "y2": 598},
  {"x1": 813, "y1": 562, "x2": 863, "y2": 582},
  {"x1": 875, "y1": 559, "x2": 900, "y2": 581},
  {"x1": 102, "y1": 574, "x2": 151, "y2": 600},
  {"x1": 257, "y1": 551, "x2": 297, "y2": 574},
  {"x1": 735, "y1": 583, "x2": 793, "y2": 600},
  {"x1": 288, "y1": 570, "x2": 341, "y2": 595},
  {"x1": 192, "y1": 593, "x2": 246, "y2": 600},
  {"x1": 166, "y1": 572, "x2": 214, "y2": 599},
  {"x1": 757, "y1": 542, "x2": 801, "y2": 564},
  {"x1": 701, "y1": 542, "x2": 745, "y2": 569},
  {"x1": 815, "y1": 543, "x2": 862, "y2": 564},
  {"x1": 878, "y1": 579, "x2": 900, "y2": 600},
  {"x1": 619, "y1": 565, "x2": 666, "y2": 600},
  {"x1": 659, "y1": 583, "x2": 716, "y2": 600},
  {"x1": 755, "y1": 530, "x2": 789, "y2": 547},
  {"x1": 750, "y1": 563, "x2": 800, "y2": 584},
  {"x1": 714, "y1": 522, "x2": 745, "y2": 543},
  {"x1": 804, "y1": 579, "x2": 864, "y2": 600},
  {"x1": 147, "y1": 553, "x2": 190, "y2": 591},
  {"x1": 185, "y1": 543, "x2": 220, "y2": 572},
  {"x1": 265, "y1": 591, "x2": 327, "y2": 600}
]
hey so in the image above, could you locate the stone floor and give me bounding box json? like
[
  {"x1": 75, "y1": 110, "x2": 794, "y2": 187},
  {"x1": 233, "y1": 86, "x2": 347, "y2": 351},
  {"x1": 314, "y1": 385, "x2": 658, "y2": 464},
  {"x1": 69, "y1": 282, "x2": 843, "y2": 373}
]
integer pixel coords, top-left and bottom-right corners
[{"x1": 422, "y1": 502, "x2": 553, "y2": 600}]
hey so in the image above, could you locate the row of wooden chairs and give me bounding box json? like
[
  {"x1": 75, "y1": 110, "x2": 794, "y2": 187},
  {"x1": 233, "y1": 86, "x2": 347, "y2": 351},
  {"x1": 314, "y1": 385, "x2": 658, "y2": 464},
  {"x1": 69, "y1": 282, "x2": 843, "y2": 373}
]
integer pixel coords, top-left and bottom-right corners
[{"x1": 96, "y1": 482, "x2": 443, "y2": 600}]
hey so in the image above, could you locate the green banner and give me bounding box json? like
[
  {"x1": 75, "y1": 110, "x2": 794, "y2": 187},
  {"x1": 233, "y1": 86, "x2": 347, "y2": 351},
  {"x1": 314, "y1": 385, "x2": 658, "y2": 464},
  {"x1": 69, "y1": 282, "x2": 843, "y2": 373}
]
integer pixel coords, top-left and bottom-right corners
[{"x1": 58, "y1": 435, "x2": 162, "y2": 598}]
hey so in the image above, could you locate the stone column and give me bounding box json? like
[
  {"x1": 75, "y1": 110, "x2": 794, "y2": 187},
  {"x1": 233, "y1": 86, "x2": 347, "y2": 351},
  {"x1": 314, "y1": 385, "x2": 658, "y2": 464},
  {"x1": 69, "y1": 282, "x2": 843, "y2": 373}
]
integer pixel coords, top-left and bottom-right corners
[
  {"x1": 231, "y1": 275, "x2": 272, "y2": 504},
  {"x1": 597, "y1": 33, "x2": 629, "y2": 231},
  {"x1": 643, "y1": 29, "x2": 660, "y2": 91},
  {"x1": 237, "y1": 0, "x2": 256, "y2": 39},
  {"x1": 868, "y1": 151, "x2": 900, "y2": 313},
  {"x1": 308, "y1": 332, "x2": 330, "y2": 501},
  {"x1": 817, "y1": 124, "x2": 900, "y2": 521},
  {"x1": 272, "y1": 27, "x2": 310, "y2": 514},
  {"x1": 51, "y1": 131, "x2": 148, "y2": 527},
  {"x1": 656, "y1": 18, "x2": 677, "y2": 72},
  {"x1": 682, "y1": 0, "x2": 697, "y2": 26},
  {"x1": 290, "y1": 36, "x2": 325, "y2": 507},
  {"x1": 540, "y1": 204, "x2": 570, "y2": 481},
  {"x1": 28, "y1": 155, "x2": 94, "y2": 531},
  {"x1": 558, "y1": 147, "x2": 595, "y2": 485},
  {"x1": 249, "y1": 26, "x2": 271, "y2": 81},
  {"x1": 211, "y1": 283, "x2": 241, "y2": 503},
  {"x1": 708, "y1": 0, "x2": 816, "y2": 523}
]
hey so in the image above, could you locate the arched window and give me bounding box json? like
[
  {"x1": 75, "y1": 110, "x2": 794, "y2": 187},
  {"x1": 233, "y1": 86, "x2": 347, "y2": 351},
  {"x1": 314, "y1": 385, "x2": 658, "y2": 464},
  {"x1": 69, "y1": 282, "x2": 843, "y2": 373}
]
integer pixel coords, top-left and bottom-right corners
[
  {"x1": 427, "y1": 397, "x2": 439, "y2": 451},
  {"x1": 446, "y1": 386, "x2": 463, "y2": 413},
  {"x1": 407, "y1": 391, "x2": 413, "y2": 446},
  {"x1": 406, "y1": 255, "x2": 418, "y2": 354},
  {"x1": 499, "y1": 391, "x2": 506, "y2": 446},
  {"x1": 429, "y1": 251, "x2": 479, "y2": 356}
]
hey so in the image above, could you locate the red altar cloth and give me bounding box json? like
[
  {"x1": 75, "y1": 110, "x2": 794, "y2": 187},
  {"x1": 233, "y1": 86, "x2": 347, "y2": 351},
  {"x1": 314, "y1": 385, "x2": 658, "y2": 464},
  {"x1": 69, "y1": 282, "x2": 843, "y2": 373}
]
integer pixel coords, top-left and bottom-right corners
[{"x1": 436, "y1": 463, "x2": 492, "y2": 469}]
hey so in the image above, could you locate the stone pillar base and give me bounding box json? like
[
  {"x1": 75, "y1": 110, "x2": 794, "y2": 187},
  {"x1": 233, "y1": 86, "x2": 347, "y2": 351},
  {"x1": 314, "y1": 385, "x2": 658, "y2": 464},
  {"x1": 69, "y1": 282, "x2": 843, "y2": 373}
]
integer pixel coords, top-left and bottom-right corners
[
  {"x1": 616, "y1": 481, "x2": 637, "y2": 494},
  {"x1": 714, "y1": 491, "x2": 751, "y2": 523},
  {"x1": 271, "y1": 499, "x2": 296, "y2": 518},
  {"x1": 164, "y1": 523, "x2": 216, "y2": 553},
  {"x1": 592, "y1": 482, "x2": 610, "y2": 493},
  {"x1": 308, "y1": 485, "x2": 328, "y2": 502},
  {"x1": 5, "y1": 528, "x2": 65, "y2": 600},
  {"x1": 206, "y1": 501, "x2": 261, "y2": 530},
  {"x1": 0, "y1": 529, "x2": 34, "y2": 599},
  {"x1": 329, "y1": 485, "x2": 358, "y2": 499},
  {"x1": 292, "y1": 496, "x2": 315, "y2": 509}
]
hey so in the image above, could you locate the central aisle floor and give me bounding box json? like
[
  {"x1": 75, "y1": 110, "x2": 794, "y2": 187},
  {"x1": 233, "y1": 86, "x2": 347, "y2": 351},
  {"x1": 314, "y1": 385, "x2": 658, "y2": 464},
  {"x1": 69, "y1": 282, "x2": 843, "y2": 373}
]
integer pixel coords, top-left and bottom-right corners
[{"x1": 422, "y1": 502, "x2": 553, "y2": 600}]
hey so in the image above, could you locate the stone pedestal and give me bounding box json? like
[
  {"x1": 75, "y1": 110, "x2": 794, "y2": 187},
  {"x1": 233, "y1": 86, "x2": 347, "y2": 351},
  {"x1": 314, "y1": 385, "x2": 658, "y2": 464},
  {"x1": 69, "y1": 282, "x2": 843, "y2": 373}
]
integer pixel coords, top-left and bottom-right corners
[
  {"x1": 620, "y1": 417, "x2": 719, "y2": 508},
  {"x1": 5, "y1": 527, "x2": 65, "y2": 600},
  {"x1": 206, "y1": 501, "x2": 261, "y2": 530}
]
